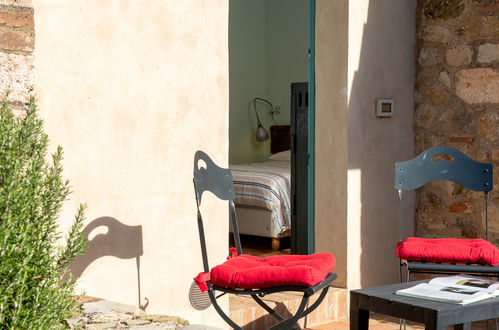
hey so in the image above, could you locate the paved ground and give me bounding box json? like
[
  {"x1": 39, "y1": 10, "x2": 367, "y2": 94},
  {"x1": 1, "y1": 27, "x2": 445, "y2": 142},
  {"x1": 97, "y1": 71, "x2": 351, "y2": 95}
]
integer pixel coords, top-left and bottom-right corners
[
  {"x1": 310, "y1": 315, "x2": 495, "y2": 330},
  {"x1": 69, "y1": 299, "x2": 423, "y2": 330},
  {"x1": 68, "y1": 296, "x2": 192, "y2": 329},
  {"x1": 68, "y1": 296, "x2": 419, "y2": 329},
  {"x1": 309, "y1": 314, "x2": 424, "y2": 329},
  {"x1": 71, "y1": 296, "x2": 495, "y2": 329}
]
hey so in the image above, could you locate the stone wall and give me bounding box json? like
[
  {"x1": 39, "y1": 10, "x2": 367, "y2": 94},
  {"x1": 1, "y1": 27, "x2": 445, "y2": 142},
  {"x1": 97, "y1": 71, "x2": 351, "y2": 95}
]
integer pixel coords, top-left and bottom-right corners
[
  {"x1": 414, "y1": 0, "x2": 498, "y2": 244},
  {"x1": 0, "y1": 0, "x2": 34, "y2": 108}
]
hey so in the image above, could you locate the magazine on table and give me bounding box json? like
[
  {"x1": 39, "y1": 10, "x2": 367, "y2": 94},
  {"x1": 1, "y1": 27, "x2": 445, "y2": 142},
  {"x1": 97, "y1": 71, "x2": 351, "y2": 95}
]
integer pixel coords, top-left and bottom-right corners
[{"x1": 395, "y1": 275, "x2": 499, "y2": 305}]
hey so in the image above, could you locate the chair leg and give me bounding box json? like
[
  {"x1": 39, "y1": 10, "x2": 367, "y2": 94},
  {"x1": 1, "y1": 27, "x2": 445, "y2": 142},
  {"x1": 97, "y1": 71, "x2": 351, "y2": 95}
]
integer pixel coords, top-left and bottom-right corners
[
  {"x1": 210, "y1": 287, "x2": 328, "y2": 330},
  {"x1": 399, "y1": 260, "x2": 410, "y2": 283},
  {"x1": 207, "y1": 289, "x2": 242, "y2": 330},
  {"x1": 399, "y1": 261, "x2": 408, "y2": 330},
  {"x1": 251, "y1": 285, "x2": 330, "y2": 325},
  {"x1": 301, "y1": 284, "x2": 330, "y2": 318}
]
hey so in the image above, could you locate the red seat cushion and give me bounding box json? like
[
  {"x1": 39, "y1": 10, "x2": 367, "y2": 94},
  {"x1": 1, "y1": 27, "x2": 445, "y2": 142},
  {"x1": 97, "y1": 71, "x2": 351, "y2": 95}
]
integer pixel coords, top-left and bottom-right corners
[
  {"x1": 210, "y1": 253, "x2": 336, "y2": 289},
  {"x1": 396, "y1": 237, "x2": 499, "y2": 266}
]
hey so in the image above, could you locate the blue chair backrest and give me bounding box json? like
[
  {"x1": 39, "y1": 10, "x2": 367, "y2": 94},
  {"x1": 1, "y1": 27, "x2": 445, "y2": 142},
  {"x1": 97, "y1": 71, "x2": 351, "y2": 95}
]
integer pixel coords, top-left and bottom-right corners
[
  {"x1": 193, "y1": 151, "x2": 235, "y2": 204},
  {"x1": 395, "y1": 146, "x2": 493, "y2": 192},
  {"x1": 193, "y1": 151, "x2": 242, "y2": 271}
]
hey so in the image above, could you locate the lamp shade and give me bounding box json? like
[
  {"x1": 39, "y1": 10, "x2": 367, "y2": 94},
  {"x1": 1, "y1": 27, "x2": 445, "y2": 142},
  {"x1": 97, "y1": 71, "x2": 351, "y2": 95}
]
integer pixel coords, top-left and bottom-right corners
[
  {"x1": 255, "y1": 123, "x2": 269, "y2": 142},
  {"x1": 252, "y1": 97, "x2": 274, "y2": 143}
]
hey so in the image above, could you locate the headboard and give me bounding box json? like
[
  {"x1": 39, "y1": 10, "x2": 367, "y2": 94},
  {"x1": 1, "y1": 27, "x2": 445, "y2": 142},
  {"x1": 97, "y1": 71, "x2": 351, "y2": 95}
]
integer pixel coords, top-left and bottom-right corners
[{"x1": 270, "y1": 125, "x2": 291, "y2": 154}]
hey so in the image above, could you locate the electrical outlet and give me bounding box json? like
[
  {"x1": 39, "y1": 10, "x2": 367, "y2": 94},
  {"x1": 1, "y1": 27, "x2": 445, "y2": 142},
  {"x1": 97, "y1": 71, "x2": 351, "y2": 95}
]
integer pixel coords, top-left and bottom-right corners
[{"x1": 376, "y1": 98, "x2": 393, "y2": 117}]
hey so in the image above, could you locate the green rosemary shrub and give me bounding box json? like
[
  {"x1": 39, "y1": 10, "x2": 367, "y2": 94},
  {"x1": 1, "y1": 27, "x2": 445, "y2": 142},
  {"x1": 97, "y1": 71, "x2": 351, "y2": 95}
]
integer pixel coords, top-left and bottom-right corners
[{"x1": 0, "y1": 98, "x2": 86, "y2": 328}]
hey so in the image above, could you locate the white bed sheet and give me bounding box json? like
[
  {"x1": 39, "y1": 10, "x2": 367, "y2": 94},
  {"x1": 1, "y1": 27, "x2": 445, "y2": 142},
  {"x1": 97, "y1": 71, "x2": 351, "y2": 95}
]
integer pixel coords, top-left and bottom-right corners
[{"x1": 230, "y1": 160, "x2": 291, "y2": 235}]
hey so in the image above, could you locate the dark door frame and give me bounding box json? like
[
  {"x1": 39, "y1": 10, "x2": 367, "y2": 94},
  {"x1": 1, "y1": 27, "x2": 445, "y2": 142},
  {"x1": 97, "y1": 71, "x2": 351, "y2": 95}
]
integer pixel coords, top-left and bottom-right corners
[
  {"x1": 291, "y1": 0, "x2": 315, "y2": 255},
  {"x1": 307, "y1": 0, "x2": 316, "y2": 254}
]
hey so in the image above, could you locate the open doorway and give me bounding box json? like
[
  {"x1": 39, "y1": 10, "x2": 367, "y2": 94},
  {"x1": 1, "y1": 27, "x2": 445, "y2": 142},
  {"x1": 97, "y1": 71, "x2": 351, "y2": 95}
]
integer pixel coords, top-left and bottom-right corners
[{"x1": 228, "y1": 0, "x2": 311, "y2": 256}]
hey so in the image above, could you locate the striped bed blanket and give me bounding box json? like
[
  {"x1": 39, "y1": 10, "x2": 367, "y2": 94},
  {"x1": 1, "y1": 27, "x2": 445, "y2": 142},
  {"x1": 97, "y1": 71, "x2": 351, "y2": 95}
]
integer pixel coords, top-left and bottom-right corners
[{"x1": 229, "y1": 161, "x2": 291, "y2": 235}]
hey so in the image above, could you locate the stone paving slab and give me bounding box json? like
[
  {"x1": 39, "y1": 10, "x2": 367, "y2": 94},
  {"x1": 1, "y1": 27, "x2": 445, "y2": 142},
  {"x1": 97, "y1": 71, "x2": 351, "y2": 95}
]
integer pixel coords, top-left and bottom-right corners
[
  {"x1": 67, "y1": 298, "x2": 191, "y2": 329},
  {"x1": 82, "y1": 300, "x2": 147, "y2": 316}
]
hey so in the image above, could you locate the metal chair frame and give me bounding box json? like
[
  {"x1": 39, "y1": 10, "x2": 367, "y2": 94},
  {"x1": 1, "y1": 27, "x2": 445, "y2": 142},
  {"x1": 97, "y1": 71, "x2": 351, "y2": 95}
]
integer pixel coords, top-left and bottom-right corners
[
  {"x1": 193, "y1": 150, "x2": 336, "y2": 330},
  {"x1": 395, "y1": 146, "x2": 498, "y2": 280}
]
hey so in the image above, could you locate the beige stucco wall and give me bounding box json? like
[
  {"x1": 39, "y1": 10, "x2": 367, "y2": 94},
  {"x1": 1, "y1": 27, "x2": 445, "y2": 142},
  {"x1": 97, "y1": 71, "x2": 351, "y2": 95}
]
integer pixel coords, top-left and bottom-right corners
[
  {"x1": 33, "y1": 1, "x2": 229, "y2": 326},
  {"x1": 315, "y1": 0, "x2": 349, "y2": 288},
  {"x1": 29, "y1": 0, "x2": 417, "y2": 323},
  {"x1": 316, "y1": 0, "x2": 416, "y2": 290},
  {"x1": 346, "y1": 0, "x2": 416, "y2": 289}
]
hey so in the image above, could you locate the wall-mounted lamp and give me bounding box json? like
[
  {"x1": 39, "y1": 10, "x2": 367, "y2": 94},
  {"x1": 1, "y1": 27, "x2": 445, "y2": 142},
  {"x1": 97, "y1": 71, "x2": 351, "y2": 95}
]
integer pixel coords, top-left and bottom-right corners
[{"x1": 253, "y1": 97, "x2": 277, "y2": 142}]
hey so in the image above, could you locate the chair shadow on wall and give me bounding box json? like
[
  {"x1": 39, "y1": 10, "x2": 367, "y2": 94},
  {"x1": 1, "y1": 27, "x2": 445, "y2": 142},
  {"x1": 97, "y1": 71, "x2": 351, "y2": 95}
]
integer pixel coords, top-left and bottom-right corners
[{"x1": 70, "y1": 217, "x2": 148, "y2": 310}]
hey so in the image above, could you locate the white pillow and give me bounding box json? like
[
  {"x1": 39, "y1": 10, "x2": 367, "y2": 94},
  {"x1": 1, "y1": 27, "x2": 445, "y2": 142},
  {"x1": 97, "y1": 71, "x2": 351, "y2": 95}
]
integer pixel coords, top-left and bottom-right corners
[{"x1": 269, "y1": 150, "x2": 291, "y2": 161}]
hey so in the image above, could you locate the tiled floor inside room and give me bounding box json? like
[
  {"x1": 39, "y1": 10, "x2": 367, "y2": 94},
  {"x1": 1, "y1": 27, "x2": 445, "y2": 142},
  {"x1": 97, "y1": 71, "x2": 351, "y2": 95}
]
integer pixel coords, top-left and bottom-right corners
[{"x1": 231, "y1": 234, "x2": 291, "y2": 257}]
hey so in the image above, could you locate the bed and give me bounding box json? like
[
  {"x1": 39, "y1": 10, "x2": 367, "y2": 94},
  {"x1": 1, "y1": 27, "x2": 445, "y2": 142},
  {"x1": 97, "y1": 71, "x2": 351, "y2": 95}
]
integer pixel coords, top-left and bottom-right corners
[{"x1": 229, "y1": 125, "x2": 291, "y2": 250}]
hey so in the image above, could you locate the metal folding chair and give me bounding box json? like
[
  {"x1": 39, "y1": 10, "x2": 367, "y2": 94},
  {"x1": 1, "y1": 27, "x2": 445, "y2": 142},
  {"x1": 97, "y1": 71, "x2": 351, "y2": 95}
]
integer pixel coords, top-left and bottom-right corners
[
  {"x1": 193, "y1": 150, "x2": 337, "y2": 330},
  {"x1": 395, "y1": 146, "x2": 498, "y2": 280}
]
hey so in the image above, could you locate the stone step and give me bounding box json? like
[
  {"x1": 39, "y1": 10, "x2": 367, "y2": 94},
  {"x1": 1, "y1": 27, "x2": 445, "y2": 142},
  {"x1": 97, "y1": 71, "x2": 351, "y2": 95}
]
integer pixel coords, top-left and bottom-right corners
[{"x1": 229, "y1": 286, "x2": 348, "y2": 330}]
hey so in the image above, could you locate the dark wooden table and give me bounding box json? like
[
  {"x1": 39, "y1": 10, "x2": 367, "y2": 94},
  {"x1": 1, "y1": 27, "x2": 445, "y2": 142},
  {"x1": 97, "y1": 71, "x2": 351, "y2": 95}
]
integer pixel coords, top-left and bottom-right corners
[{"x1": 350, "y1": 280, "x2": 499, "y2": 330}]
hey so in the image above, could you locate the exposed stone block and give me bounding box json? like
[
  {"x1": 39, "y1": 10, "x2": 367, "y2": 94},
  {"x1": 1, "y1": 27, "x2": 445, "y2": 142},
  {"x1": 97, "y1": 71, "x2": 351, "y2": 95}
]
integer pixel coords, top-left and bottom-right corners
[
  {"x1": 417, "y1": 190, "x2": 459, "y2": 237},
  {"x1": 0, "y1": 25, "x2": 34, "y2": 52},
  {"x1": 439, "y1": 107, "x2": 475, "y2": 131},
  {"x1": 420, "y1": 26, "x2": 451, "y2": 43},
  {"x1": 416, "y1": 70, "x2": 439, "y2": 93},
  {"x1": 460, "y1": 188, "x2": 484, "y2": 202},
  {"x1": 450, "y1": 201, "x2": 473, "y2": 214},
  {"x1": 423, "y1": 0, "x2": 465, "y2": 19},
  {"x1": 492, "y1": 150, "x2": 499, "y2": 163},
  {"x1": 477, "y1": 43, "x2": 499, "y2": 63},
  {"x1": 415, "y1": 104, "x2": 440, "y2": 127},
  {"x1": 427, "y1": 88, "x2": 452, "y2": 106},
  {"x1": 455, "y1": 16, "x2": 499, "y2": 41},
  {"x1": 455, "y1": 68, "x2": 499, "y2": 104},
  {"x1": 416, "y1": 0, "x2": 499, "y2": 249},
  {"x1": 457, "y1": 217, "x2": 482, "y2": 239},
  {"x1": 0, "y1": 0, "x2": 32, "y2": 7},
  {"x1": 439, "y1": 71, "x2": 451, "y2": 89},
  {"x1": 0, "y1": 10, "x2": 34, "y2": 27},
  {"x1": 471, "y1": 2, "x2": 499, "y2": 16},
  {"x1": 446, "y1": 45, "x2": 473, "y2": 66},
  {"x1": 475, "y1": 111, "x2": 499, "y2": 144},
  {"x1": 0, "y1": 51, "x2": 33, "y2": 103},
  {"x1": 482, "y1": 205, "x2": 498, "y2": 244},
  {"x1": 418, "y1": 47, "x2": 442, "y2": 66},
  {"x1": 415, "y1": 131, "x2": 445, "y2": 154}
]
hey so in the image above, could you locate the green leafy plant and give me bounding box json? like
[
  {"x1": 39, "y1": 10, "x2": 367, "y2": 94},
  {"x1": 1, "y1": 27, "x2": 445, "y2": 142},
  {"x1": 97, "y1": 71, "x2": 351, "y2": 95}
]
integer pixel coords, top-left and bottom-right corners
[{"x1": 0, "y1": 97, "x2": 86, "y2": 328}]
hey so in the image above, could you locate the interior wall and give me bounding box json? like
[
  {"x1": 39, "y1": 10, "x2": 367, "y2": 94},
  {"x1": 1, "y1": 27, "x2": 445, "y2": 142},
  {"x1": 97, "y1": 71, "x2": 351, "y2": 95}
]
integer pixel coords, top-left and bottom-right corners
[
  {"x1": 347, "y1": 0, "x2": 416, "y2": 289},
  {"x1": 33, "y1": 1, "x2": 229, "y2": 326},
  {"x1": 229, "y1": 0, "x2": 267, "y2": 164},
  {"x1": 266, "y1": 0, "x2": 309, "y2": 127},
  {"x1": 229, "y1": 0, "x2": 308, "y2": 164}
]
